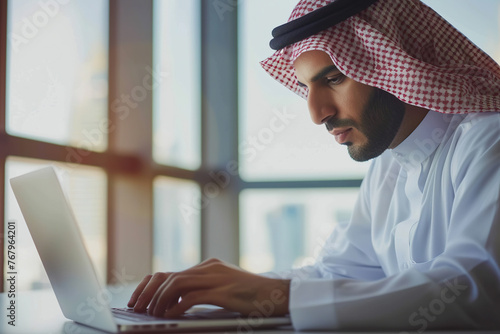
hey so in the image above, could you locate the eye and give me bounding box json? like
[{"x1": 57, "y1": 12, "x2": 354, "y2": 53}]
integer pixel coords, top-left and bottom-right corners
[
  {"x1": 297, "y1": 81, "x2": 307, "y2": 88},
  {"x1": 326, "y1": 74, "x2": 345, "y2": 86}
]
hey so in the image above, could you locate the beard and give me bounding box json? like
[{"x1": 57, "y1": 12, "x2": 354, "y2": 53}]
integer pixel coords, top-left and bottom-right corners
[{"x1": 326, "y1": 88, "x2": 406, "y2": 162}]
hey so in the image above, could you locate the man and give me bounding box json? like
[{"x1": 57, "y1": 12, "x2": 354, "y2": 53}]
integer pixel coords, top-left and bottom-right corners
[{"x1": 128, "y1": 0, "x2": 500, "y2": 330}]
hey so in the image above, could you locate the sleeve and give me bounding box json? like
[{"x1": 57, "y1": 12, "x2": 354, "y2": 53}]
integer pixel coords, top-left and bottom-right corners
[{"x1": 288, "y1": 117, "x2": 500, "y2": 331}]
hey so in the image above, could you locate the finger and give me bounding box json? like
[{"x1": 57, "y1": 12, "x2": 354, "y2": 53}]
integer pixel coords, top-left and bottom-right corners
[
  {"x1": 133, "y1": 272, "x2": 171, "y2": 312},
  {"x1": 147, "y1": 275, "x2": 171, "y2": 316},
  {"x1": 163, "y1": 290, "x2": 218, "y2": 318},
  {"x1": 127, "y1": 275, "x2": 152, "y2": 308},
  {"x1": 147, "y1": 268, "x2": 206, "y2": 316},
  {"x1": 148, "y1": 274, "x2": 184, "y2": 317},
  {"x1": 149, "y1": 275, "x2": 218, "y2": 317}
]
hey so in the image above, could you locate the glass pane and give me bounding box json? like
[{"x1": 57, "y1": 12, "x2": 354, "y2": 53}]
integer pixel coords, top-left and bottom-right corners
[
  {"x1": 4, "y1": 157, "x2": 107, "y2": 290},
  {"x1": 153, "y1": 0, "x2": 201, "y2": 170},
  {"x1": 238, "y1": 0, "x2": 370, "y2": 181},
  {"x1": 240, "y1": 188, "x2": 360, "y2": 273},
  {"x1": 153, "y1": 176, "x2": 201, "y2": 272},
  {"x1": 6, "y1": 0, "x2": 109, "y2": 151},
  {"x1": 421, "y1": 0, "x2": 500, "y2": 63}
]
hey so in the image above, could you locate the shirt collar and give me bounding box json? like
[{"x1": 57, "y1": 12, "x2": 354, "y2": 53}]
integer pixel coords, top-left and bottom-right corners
[{"x1": 390, "y1": 110, "x2": 451, "y2": 170}]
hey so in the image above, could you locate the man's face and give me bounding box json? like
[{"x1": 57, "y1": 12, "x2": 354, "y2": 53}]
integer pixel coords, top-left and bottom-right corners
[{"x1": 293, "y1": 50, "x2": 405, "y2": 161}]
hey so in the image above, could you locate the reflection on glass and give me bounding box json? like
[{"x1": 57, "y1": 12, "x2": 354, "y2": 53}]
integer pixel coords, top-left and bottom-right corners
[
  {"x1": 240, "y1": 188, "x2": 359, "y2": 273},
  {"x1": 6, "y1": 0, "x2": 109, "y2": 151},
  {"x1": 153, "y1": 176, "x2": 201, "y2": 272},
  {"x1": 4, "y1": 157, "x2": 107, "y2": 290},
  {"x1": 153, "y1": 0, "x2": 201, "y2": 170}
]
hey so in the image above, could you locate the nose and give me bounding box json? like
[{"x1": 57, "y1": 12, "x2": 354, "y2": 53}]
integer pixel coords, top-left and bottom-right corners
[{"x1": 307, "y1": 86, "x2": 337, "y2": 125}]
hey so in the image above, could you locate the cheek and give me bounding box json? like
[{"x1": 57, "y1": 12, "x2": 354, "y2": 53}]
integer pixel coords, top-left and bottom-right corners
[{"x1": 342, "y1": 82, "x2": 374, "y2": 115}]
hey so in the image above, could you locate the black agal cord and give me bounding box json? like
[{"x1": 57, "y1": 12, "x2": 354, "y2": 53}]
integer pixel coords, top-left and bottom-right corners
[{"x1": 270, "y1": 0, "x2": 379, "y2": 50}]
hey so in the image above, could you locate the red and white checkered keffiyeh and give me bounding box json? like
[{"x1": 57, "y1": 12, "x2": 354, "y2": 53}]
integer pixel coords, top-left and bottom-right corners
[{"x1": 260, "y1": 0, "x2": 500, "y2": 114}]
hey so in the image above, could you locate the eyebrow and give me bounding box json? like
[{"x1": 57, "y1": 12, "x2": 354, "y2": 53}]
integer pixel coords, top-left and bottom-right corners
[{"x1": 297, "y1": 65, "x2": 339, "y2": 87}]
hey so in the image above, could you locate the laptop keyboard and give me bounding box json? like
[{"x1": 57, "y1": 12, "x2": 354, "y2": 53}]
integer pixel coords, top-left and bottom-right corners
[
  {"x1": 111, "y1": 307, "x2": 242, "y2": 322},
  {"x1": 111, "y1": 308, "x2": 167, "y2": 322}
]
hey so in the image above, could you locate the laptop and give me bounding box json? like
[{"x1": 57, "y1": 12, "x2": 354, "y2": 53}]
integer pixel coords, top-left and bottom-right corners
[{"x1": 10, "y1": 166, "x2": 291, "y2": 333}]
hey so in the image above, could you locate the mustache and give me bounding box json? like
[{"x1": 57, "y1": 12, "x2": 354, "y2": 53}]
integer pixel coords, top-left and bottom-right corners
[{"x1": 324, "y1": 118, "x2": 358, "y2": 131}]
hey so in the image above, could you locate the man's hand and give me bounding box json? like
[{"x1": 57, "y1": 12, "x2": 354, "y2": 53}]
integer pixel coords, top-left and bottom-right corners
[{"x1": 127, "y1": 258, "x2": 290, "y2": 318}]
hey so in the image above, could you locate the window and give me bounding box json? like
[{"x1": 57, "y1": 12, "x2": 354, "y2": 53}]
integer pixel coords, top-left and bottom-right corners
[
  {"x1": 240, "y1": 188, "x2": 359, "y2": 273},
  {"x1": 153, "y1": 177, "x2": 200, "y2": 272},
  {"x1": 153, "y1": 0, "x2": 201, "y2": 170},
  {"x1": 2, "y1": 0, "x2": 109, "y2": 291},
  {"x1": 151, "y1": 0, "x2": 202, "y2": 272},
  {"x1": 0, "y1": 0, "x2": 205, "y2": 292},
  {"x1": 7, "y1": 0, "x2": 109, "y2": 151}
]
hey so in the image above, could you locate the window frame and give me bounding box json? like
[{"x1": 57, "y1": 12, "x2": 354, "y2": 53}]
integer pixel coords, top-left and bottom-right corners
[{"x1": 0, "y1": 0, "x2": 363, "y2": 292}]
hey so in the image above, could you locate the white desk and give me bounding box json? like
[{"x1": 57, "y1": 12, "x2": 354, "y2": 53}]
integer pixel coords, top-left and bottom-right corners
[{"x1": 0, "y1": 286, "x2": 499, "y2": 334}]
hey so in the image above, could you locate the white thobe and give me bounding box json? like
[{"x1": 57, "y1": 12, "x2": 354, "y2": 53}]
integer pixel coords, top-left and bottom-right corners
[{"x1": 268, "y1": 110, "x2": 500, "y2": 331}]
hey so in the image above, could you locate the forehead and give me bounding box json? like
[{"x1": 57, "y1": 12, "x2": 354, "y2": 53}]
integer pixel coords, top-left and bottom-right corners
[{"x1": 293, "y1": 50, "x2": 337, "y2": 80}]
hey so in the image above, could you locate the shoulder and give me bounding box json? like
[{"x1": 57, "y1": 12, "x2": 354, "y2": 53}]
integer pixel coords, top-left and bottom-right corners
[
  {"x1": 445, "y1": 112, "x2": 500, "y2": 180},
  {"x1": 454, "y1": 112, "x2": 500, "y2": 137},
  {"x1": 449, "y1": 112, "x2": 500, "y2": 155}
]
